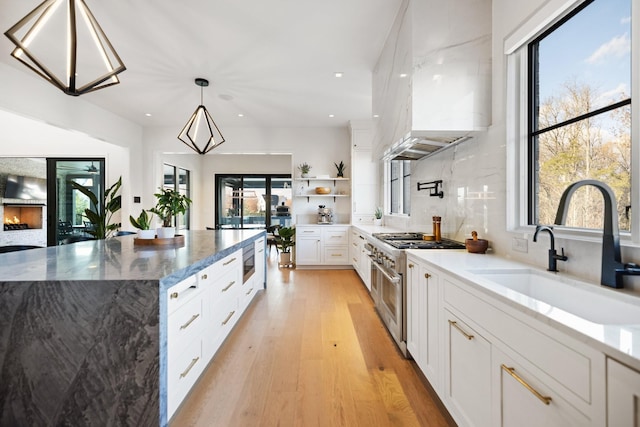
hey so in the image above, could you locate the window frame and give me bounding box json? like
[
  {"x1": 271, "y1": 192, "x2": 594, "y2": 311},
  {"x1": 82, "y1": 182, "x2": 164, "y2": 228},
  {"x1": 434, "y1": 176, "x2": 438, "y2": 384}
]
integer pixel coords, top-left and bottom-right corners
[
  {"x1": 163, "y1": 163, "x2": 191, "y2": 230},
  {"x1": 385, "y1": 159, "x2": 411, "y2": 217},
  {"x1": 506, "y1": 0, "x2": 639, "y2": 246}
]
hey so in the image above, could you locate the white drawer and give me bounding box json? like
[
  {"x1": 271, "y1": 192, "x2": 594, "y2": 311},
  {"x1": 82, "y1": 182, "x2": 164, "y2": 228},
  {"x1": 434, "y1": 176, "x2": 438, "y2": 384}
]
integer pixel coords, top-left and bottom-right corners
[
  {"x1": 297, "y1": 227, "x2": 321, "y2": 238},
  {"x1": 167, "y1": 337, "x2": 204, "y2": 418},
  {"x1": 167, "y1": 274, "x2": 200, "y2": 314},
  {"x1": 213, "y1": 267, "x2": 241, "y2": 298},
  {"x1": 323, "y1": 245, "x2": 349, "y2": 264},
  {"x1": 444, "y1": 278, "x2": 592, "y2": 404},
  {"x1": 168, "y1": 294, "x2": 204, "y2": 356},
  {"x1": 322, "y1": 228, "x2": 348, "y2": 244}
]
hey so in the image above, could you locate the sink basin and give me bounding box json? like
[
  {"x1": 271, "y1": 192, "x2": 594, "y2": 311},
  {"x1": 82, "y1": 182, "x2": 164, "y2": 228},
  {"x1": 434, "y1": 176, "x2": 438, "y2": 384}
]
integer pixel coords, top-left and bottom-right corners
[{"x1": 466, "y1": 268, "x2": 640, "y2": 325}]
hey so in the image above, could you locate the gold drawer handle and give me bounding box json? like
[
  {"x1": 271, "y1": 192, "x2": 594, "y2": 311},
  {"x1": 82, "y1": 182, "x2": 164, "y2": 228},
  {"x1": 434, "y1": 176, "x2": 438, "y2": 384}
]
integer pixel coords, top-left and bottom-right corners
[
  {"x1": 245, "y1": 287, "x2": 253, "y2": 295},
  {"x1": 449, "y1": 320, "x2": 474, "y2": 340},
  {"x1": 331, "y1": 253, "x2": 341, "y2": 257},
  {"x1": 408, "y1": 263, "x2": 414, "y2": 268},
  {"x1": 179, "y1": 357, "x2": 200, "y2": 379},
  {"x1": 170, "y1": 292, "x2": 179, "y2": 299},
  {"x1": 425, "y1": 273, "x2": 431, "y2": 279},
  {"x1": 501, "y1": 365, "x2": 552, "y2": 405},
  {"x1": 222, "y1": 280, "x2": 236, "y2": 292},
  {"x1": 222, "y1": 310, "x2": 236, "y2": 325},
  {"x1": 258, "y1": 249, "x2": 264, "y2": 253},
  {"x1": 179, "y1": 314, "x2": 200, "y2": 330},
  {"x1": 201, "y1": 273, "x2": 208, "y2": 280},
  {"x1": 223, "y1": 257, "x2": 237, "y2": 266}
]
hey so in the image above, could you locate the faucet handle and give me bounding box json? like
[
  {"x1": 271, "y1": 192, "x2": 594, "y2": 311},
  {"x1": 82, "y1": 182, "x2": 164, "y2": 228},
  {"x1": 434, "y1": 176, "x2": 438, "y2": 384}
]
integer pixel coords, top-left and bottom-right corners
[{"x1": 556, "y1": 247, "x2": 568, "y2": 261}]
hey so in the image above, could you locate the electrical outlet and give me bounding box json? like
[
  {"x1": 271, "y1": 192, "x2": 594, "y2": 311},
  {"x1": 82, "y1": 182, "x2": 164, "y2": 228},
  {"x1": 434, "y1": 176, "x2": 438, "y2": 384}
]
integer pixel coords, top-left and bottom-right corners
[{"x1": 512, "y1": 237, "x2": 528, "y2": 253}]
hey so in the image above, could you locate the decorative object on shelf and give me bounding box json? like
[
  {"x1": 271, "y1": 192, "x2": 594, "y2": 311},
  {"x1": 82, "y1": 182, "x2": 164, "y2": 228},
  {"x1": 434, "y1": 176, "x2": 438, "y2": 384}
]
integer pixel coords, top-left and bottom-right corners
[
  {"x1": 298, "y1": 162, "x2": 312, "y2": 178},
  {"x1": 129, "y1": 209, "x2": 155, "y2": 239},
  {"x1": 178, "y1": 78, "x2": 225, "y2": 154},
  {"x1": 4, "y1": 0, "x2": 126, "y2": 96},
  {"x1": 373, "y1": 207, "x2": 383, "y2": 226},
  {"x1": 334, "y1": 161, "x2": 346, "y2": 178},
  {"x1": 315, "y1": 187, "x2": 331, "y2": 194},
  {"x1": 275, "y1": 226, "x2": 296, "y2": 267},
  {"x1": 70, "y1": 176, "x2": 122, "y2": 239},
  {"x1": 465, "y1": 230, "x2": 489, "y2": 254},
  {"x1": 417, "y1": 180, "x2": 444, "y2": 198},
  {"x1": 150, "y1": 188, "x2": 192, "y2": 239}
]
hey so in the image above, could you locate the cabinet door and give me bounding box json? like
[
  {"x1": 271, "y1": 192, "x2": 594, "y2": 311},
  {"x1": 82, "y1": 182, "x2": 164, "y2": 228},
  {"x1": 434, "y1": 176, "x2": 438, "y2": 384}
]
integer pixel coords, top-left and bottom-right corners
[
  {"x1": 359, "y1": 246, "x2": 371, "y2": 290},
  {"x1": 406, "y1": 260, "x2": 420, "y2": 361},
  {"x1": 351, "y1": 149, "x2": 377, "y2": 216},
  {"x1": 608, "y1": 358, "x2": 640, "y2": 427},
  {"x1": 254, "y1": 237, "x2": 266, "y2": 288},
  {"x1": 495, "y1": 349, "x2": 589, "y2": 427},
  {"x1": 296, "y1": 236, "x2": 321, "y2": 264},
  {"x1": 445, "y1": 310, "x2": 492, "y2": 427}
]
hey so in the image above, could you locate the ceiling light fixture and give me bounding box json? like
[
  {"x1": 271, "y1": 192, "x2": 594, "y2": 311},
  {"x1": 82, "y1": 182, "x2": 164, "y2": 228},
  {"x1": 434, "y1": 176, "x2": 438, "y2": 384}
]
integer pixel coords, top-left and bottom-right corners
[
  {"x1": 178, "y1": 78, "x2": 225, "y2": 155},
  {"x1": 4, "y1": 0, "x2": 126, "y2": 96},
  {"x1": 334, "y1": 72, "x2": 343, "y2": 78}
]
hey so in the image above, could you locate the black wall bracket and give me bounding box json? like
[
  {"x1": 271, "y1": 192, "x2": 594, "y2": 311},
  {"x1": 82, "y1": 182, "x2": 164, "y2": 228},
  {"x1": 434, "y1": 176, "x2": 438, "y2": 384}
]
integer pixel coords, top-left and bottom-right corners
[{"x1": 417, "y1": 180, "x2": 444, "y2": 198}]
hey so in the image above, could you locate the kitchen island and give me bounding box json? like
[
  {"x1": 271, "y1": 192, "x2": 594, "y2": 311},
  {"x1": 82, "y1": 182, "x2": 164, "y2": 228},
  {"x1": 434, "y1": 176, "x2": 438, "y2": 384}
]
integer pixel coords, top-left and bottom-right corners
[{"x1": 0, "y1": 229, "x2": 265, "y2": 427}]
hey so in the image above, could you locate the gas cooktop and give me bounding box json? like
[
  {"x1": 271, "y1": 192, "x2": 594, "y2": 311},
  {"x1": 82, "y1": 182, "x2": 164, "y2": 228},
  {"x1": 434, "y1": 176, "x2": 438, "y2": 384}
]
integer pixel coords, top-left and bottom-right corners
[{"x1": 372, "y1": 232, "x2": 465, "y2": 250}]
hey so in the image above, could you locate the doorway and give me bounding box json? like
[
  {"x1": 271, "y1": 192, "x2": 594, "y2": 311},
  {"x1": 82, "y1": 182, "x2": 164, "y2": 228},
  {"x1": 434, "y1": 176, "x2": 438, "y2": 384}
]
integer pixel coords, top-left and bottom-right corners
[{"x1": 46, "y1": 158, "x2": 105, "y2": 245}]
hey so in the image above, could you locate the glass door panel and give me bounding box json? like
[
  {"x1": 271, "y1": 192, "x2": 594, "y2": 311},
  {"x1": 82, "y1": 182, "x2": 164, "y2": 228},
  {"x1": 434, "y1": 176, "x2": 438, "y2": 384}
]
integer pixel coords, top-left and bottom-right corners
[
  {"x1": 271, "y1": 177, "x2": 292, "y2": 227},
  {"x1": 242, "y1": 177, "x2": 266, "y2": 229},
  {"x1": 47, "y1": 158, "x2": 104, "y2": 245}
]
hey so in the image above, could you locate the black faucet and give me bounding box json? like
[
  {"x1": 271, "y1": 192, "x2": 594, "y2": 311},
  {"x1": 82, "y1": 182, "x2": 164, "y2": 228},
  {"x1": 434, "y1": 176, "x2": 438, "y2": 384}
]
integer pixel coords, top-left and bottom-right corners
[
  {"x1": 554, "y1": 179, "x2": 640, "y2": 288},
  {"x1": 533, "y1": 225, "x2": 567, "y2": 272}
]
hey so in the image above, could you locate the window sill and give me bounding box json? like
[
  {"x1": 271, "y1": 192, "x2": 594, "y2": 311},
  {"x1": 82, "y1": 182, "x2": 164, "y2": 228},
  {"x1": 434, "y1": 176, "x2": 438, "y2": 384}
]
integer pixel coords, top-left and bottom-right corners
[{"x1": 511, "y1": 225, "x2": 640, "y2": 249}]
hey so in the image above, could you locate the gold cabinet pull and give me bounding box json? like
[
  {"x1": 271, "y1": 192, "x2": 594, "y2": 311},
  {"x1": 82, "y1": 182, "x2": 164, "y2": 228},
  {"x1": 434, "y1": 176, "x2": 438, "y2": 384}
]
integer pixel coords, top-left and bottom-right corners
[
  {"x1": 222, "y1": 311, "x2": 236, "y2": 325},
  {"x1": 258, "y1": 248, "x2": 264, "y2": 253},
  {"x1": 170, "y1": 292, "x2": 179, "y2": 299},
  {"x1": 424, "y1": 273, "x2": 431, "y2": 279},
  {"x1": 201, "y1": 273, "x2": 208, "y2": 280},
  {"x1": 449, "y1": 320, "x2": 474, "y2": 340},
  {"x1": 179, "y1": 313, "x2": 200, "y2": 330},
  {"x1": 179, "y1": 357, "x2": 200, "y2": 379},
  {"x1": 222, "y1": 281, "x2": 236, "y2": 292},
  {"x1": 408, "y1": 263, "x2": 414, "y2": 268},
  {"x1": 245, "y1": 287, "x2": 253, "y2": 295},
  {"x1": 501, "y1": 365, "x2": 552, "y2": 405},
  {"x1": 223, "y1": 257, "x2": 237, "y2": 266}
]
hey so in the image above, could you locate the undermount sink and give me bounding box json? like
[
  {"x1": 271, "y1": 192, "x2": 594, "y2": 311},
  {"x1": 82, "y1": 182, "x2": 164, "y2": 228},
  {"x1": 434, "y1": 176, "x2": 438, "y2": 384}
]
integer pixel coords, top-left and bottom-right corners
[{"x1": 466, "y1": 268, "x2": 640, "y2": 325}]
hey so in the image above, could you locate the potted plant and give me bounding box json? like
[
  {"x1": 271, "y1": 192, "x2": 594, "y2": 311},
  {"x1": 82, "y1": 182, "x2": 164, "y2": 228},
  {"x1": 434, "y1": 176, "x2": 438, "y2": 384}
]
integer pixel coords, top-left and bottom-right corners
[
  {"x1": 275, "y1": 226, "x2": 296, "y2": 266},
  {"x1": 298, "y1": 162, "x2": 312, "y2": 178},
  {"x1": 334, "y1": 161, "x2": 346, "y2": 178},
  {"x1": 129, "y1": 209, "x2": 155, "y2": 239},
  {"x1": 374, "y1": 207, "x2": 383, "y2": 226},
  {"x1": 70, "y1": 176, "x2": 122, "y2": 239},
  {"x1": 150, "y1": 188, "x2": 192, "y2": 239}
]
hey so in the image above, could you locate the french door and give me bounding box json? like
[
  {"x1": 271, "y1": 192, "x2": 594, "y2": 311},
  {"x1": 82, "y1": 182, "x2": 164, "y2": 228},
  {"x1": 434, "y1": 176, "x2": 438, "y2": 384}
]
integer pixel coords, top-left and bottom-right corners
[{"x1": 215, "y1": 174, "x2": 291, "y2": 229}]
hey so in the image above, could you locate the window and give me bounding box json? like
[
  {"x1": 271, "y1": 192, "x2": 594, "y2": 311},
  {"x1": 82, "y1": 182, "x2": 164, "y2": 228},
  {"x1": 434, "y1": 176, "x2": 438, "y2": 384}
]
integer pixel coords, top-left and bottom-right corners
[
  {"x1": 507, "y1": 0, "x2": 635, "y2": 241},
  {"x1": 387, "y1": 160, "x2": 411, "y2": 215},
  {"x1": 163, "y1": 163, "x2": 191, "y2": 230},
  {"x1": 215, "y1": 174, "x2": 291, "y2": 229}
]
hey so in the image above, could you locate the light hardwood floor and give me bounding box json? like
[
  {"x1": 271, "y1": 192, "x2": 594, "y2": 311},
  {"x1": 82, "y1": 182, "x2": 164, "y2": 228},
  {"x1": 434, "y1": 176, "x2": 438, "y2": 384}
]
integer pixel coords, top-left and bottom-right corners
[{"x1": 171, "y1": 253, "x2": 455, "y2": 427}]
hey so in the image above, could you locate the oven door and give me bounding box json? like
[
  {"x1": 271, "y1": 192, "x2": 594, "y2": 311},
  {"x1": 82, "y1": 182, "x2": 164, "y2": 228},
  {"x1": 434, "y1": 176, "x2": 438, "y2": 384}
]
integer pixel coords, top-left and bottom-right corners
[{"x1": 371, "y1": 261, "x2": 403, "y2": 350}]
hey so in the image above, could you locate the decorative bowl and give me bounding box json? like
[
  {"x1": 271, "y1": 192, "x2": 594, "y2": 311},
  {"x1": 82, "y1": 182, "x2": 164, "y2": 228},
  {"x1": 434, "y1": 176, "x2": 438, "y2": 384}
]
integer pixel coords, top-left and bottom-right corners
[
  {"x1": 465, "y1": 238, "x2": 489, "y2": 254},
  {"x1": 315, "y1": 187, "x2": 331, "y2": 194}
]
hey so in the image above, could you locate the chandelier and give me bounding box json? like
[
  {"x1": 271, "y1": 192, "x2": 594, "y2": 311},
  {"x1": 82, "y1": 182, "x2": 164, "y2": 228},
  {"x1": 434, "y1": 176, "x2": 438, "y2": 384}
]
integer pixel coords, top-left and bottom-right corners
[{"x1": 177, "y1": 78, "x2": 226, "y2": 155}]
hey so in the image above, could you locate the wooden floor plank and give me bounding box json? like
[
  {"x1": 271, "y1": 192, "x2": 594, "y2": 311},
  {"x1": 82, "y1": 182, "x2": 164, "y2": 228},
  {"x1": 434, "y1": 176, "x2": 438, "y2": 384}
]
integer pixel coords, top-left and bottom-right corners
[{"x1": 171, "y1": 253, "x2": 454, "y2": 427}]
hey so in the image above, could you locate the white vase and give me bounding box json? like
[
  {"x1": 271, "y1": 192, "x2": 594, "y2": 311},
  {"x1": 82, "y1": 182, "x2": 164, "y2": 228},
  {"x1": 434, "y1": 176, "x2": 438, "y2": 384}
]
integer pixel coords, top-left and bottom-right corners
[
  {"x1": 373, "y1": 218, "x2": 383, "y2": 226},
  {"x1": 279, "y1": 252, "x2": 292, "y2": 266},
  {"x1": 157, "y1": 227, "x2": 176, "y2": 239},
  {"x1": 137, "y1": 229, "x2": 156, "y2": 239}
]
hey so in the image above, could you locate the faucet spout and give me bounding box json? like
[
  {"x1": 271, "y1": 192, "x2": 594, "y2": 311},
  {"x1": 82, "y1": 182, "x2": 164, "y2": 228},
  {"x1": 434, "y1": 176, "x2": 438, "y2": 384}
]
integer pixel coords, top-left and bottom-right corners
[
  {"x1": 554, "y1": 179, "x2": 623, "y2": 288},
  {"x1": 533, "y1": 225, "x2": 567, "y2": 272}
]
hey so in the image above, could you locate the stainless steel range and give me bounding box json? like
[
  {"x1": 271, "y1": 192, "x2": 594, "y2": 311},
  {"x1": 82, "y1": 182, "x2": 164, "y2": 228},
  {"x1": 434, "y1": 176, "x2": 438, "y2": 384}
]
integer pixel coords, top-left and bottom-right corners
[{"x1": 366, "y1": 232, "x2": 465, "y2": 357}]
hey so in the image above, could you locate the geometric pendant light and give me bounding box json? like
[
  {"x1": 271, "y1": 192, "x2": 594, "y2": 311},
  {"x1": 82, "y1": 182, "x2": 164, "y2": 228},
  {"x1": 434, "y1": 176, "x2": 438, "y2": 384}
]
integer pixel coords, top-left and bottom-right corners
[
  {"x1": 177, "y1": 78, "x2": 226, "y2": 155},
  {"x1": 4, "y1": 0, "x2": 126, "y2": 96}
]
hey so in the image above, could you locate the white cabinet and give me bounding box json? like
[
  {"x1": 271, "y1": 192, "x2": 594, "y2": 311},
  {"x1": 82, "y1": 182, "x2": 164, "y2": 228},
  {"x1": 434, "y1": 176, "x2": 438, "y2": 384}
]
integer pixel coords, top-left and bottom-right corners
[
  {"x1": 444, "y1": 310, "x2": 492, "y2": 427},
  {"x1": 349, "y1": 121, "x2": 378, "y2": 222},
  {"x1": 296, "y1": 226, "x2": 350, "y2": 266},
  {"x1": 351, "y1": 228, "x2": 371, "y2": 290},
  {"x1": 607, "y1": 358, "x2": 640, "y2": 427},
  {"x1": 406, "y1": 256, "x2": 438, "y2": 384}
]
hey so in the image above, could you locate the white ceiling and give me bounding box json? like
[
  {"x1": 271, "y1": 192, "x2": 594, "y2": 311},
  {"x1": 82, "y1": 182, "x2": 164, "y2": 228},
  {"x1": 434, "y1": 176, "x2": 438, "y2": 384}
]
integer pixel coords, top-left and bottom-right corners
[{"x1": 0, "y1": 0, "x2": 402, "y2": 130}]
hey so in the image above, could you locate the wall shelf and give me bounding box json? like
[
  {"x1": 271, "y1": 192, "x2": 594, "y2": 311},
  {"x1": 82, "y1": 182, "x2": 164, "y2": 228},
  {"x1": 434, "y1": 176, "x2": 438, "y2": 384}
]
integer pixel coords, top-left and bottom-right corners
[
  {"x1": 295, "y1": 177, "x2": 350, "y2": 185},
  {"x1": 295, "y1": 194, "x2": 349, "y2": 202}
]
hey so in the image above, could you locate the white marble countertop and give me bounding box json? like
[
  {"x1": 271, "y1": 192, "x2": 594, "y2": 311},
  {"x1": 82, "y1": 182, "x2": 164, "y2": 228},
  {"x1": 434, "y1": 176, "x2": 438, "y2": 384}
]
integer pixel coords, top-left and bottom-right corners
[{"x1": 406, "y1": 250, "x2": 640, "y2": 371}]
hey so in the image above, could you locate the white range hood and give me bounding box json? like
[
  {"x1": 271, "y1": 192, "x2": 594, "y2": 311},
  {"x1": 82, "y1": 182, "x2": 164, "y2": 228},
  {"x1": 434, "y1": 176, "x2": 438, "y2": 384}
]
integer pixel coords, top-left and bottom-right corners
[{"x1": 382, "y1": 130, "x2": 474, "y2": 161}]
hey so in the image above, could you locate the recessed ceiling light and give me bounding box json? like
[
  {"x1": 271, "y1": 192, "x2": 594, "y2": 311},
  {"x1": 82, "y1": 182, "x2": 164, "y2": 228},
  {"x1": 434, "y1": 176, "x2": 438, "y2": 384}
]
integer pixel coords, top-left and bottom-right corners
[
  {"x1": 373, "y1": 114, "x2": 379, "y2": 118},
  {"x1": 334, "y1": 72, "x2": 343, "y2": 78},
  {"x1": 238, "y1": 113, "x2": 244, "y2": 117},
  {"x1": 329, "y1": 114, "x2": 335, "y2": 118},
  {"x1": 399, "y1": 73, "x2": 408, "y2": 78},
  {"x1": 145, "y1": 113, "x2": 152, "y2": 117}
]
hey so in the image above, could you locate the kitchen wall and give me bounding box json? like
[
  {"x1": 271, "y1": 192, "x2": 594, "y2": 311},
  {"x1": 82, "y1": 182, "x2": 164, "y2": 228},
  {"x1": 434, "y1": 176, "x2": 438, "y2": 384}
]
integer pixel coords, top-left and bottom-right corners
[{"x1": 374, "y1": 0, "x2": 640, "y2": 291}]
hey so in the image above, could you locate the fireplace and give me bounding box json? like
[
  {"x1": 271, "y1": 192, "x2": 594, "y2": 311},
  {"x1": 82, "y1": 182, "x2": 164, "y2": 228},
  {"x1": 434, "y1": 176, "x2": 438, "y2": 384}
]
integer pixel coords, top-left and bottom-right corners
[{"x1": 3, "y1": 205, "x2": 44, "y2": 231}]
